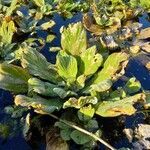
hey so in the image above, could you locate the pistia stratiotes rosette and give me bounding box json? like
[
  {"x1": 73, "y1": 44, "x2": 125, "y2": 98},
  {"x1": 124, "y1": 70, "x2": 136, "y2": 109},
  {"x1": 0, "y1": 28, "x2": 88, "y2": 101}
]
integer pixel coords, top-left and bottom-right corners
[{"x1": 0, "y1": 22, "x2": 148, "y2": 148}]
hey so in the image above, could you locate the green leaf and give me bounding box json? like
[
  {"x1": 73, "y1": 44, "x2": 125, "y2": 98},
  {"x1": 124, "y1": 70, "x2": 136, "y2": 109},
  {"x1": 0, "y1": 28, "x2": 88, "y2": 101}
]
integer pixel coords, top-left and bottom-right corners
[
  {"x1": 53, "y1": 87, "x2": 77, "y2": 99},
  {"x1": 28, "y1": 78, "x2": 58, "y2": 97},
  {"x1": 56, "y1": 51, "x2": 77, "y2": 84},
  {"x1": 40, "y1": 20, "x2": 55, "y2": 30},
  {"x1": 60, "y1": 129, "x2": 72, "y2": 141},
  {"x1": 31, "y1": 0, "x2": 45, "y2": 7},
  {"x1": 61, "y1": 22, "x2": 87, "y2": 56},
  {"x1": 15, "y1": 95, "x2": 63, "y2": 114},
  {"x1": 79, "y1": 46, "x2": 103, "y2": 76},
  {"x1": 63, "y1": 96, "x2": 98, "y2": 109},
  {"x1": 70, "y1": 130, "x2": 92, "y2": 145},
  {"x1": 96, "y1": 93, "x2": 145, "y2": 117},
  {"x1": 124, "y1": 77, "x2": 141, "y2": 94},
  {"x1": 93, "y1": 52, "x2": 129, "y2": 84},
  {"x1": 46, "y1": 35, "x2": 56, "y2": 43},
  {"x1": 0, "y1": 20, "x2": 16, "y2": 44},
  {"x1": 85, "y1": 119, "x2": 99, "y2": 132},
  {"x1": 78, "y1": 105, "x2": 95, "y2": 121},
  {"x1": 90, "y1": 79, "x2": 112, "y2": 92},
  {"x1": 21, "y1": 48, "x2": 60, "y2": 83},
  {"x1": 6, "y1": 0, "x2": 18, "y2": 16},
  {"x1": 0, "y1": 63, "x2": 31, "y2": 93}
]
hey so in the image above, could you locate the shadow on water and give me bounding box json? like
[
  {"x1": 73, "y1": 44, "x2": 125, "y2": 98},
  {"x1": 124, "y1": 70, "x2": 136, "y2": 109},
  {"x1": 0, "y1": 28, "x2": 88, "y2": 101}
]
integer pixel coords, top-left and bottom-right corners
[{"x1": 0, "y1": 12, "x2": 150, "y2": 150}]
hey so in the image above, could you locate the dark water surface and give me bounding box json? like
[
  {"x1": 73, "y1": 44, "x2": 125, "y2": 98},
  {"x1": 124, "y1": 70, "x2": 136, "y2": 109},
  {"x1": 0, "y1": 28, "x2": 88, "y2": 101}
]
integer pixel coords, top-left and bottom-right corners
[{"x1": 0, "y1": 13, "x2": 150, "y2": 150}]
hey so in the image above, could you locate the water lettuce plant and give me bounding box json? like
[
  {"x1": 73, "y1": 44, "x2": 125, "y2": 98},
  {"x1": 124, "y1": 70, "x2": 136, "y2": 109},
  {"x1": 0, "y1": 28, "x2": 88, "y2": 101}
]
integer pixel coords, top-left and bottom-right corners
[
  {"x1": 0, "y1": 22, "x2": 148, "y2": 149},
  {"x1": 83, "y1": 0, "x2": 150, "y2": 35}
]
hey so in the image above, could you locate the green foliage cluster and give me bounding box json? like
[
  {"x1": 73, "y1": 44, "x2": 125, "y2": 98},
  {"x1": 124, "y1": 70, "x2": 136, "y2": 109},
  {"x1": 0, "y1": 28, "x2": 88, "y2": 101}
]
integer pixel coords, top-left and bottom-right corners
[{"x1": 0, "y1": 0, "x2": 149, "y2": 149}]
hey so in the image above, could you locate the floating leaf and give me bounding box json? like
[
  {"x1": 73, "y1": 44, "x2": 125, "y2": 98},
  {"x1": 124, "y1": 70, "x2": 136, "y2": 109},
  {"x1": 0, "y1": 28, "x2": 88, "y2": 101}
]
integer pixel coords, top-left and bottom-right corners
[
  {"x1": 96, "y1": 93, "x2": 145, "y2": 117},
  {"x1": 124, "y1": 77, "x2": 141, "y2": 94},
  {"x1": 40, "y1": 20, "x2": 55, "y2": 30},
  {"x1": 15, "y1": 95, "x2": 63, "y2": 114},
  {"x1": 61, "y1": 22, "x2": 87, "y2": 56},
  {"x1": 56, "y1": 51, "x2": 77, "y2": 84},
  {"x1": 0, "y1": 63, "x2": 31, "y2": 93}
]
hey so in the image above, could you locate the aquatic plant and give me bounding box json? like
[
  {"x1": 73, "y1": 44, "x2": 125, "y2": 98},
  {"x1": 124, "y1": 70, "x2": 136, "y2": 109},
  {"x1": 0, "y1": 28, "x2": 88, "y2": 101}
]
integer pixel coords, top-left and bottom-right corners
[
  {"x1": 83, "y1": 0, "x2": 149, "y2": 35},
  {"x1": 0, "y1": 22, "x2": 148, "y2": 149}
]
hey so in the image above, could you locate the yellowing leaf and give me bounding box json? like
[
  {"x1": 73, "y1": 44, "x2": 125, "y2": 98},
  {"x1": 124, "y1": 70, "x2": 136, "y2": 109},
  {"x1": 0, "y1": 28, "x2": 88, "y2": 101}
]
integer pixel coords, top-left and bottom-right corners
[
  {"x1": 96, "y1": 93, "x2": 145, "y2": 117},
  {"x1": 0, "y1": 20, "x2": 16, "y2": 44},
  {"x1": 78, "y1": 105, "x2": 95, "y2": 121},
  {"x1": 31, "y1": 0, "x2": 45, "y2": 7},
  {"x1": 79, "y1": 46, "x2": 103, "y2": 76},
  {"x1": 15, "y1": 95, "x2": 63, "y2": 114},
  {"x1": 61, "y1": 22, "x2": 87, "y2": 56},
  {"x1": 93, "y1": 52, "x2": 129, "y2": 84}
]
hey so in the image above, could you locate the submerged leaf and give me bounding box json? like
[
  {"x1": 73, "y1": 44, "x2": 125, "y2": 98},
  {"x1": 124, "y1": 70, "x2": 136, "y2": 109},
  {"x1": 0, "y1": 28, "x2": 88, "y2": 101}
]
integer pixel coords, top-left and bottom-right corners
[
  {"x1": 56, "y1": 51, "x2": 77, "y2": 84},
  {"x1": 0, "y1": 63, "x2": 31, "y2": 93},
  {"x1": 96, "y1": 93, "x2": 145, "y2": 117},
  {"x1": 61, "y1": 22, "x2": 87, "y2": 56},
  {"x1": 15, "y1": 95, "x2": 63, "y2": 114}
]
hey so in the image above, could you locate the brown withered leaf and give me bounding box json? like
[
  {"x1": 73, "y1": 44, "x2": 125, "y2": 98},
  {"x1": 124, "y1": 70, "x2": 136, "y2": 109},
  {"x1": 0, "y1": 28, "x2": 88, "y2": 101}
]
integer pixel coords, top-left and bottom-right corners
[{"x1": 46, "y1": 128, "x2": 69, "y2": 150}]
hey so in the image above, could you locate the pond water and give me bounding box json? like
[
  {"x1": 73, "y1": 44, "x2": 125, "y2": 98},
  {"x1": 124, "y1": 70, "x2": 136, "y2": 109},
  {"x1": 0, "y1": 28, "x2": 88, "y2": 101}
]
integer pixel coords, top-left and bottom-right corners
[{"x1": 0, "y1": 13, "x2": 150, "y2": 150}]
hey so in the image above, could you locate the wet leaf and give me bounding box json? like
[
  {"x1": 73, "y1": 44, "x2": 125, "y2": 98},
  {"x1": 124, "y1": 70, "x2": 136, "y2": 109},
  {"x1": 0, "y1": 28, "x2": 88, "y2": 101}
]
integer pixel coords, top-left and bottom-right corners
[
  {"x1": 61, "y1": 22, "x2": 87, "y2": 56},
  {"x1": 15, "y1": 95, "x2": 63, "y2": 114},
  {"x1": 0, "y1": 63, "x2": 31, "y2": 93},
  {"x1": 56, "y1": 51, "x2": 77, "y2": 84},
  {"x1": 96, "y1": 93, "x2": 145, "y2": 117}
]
